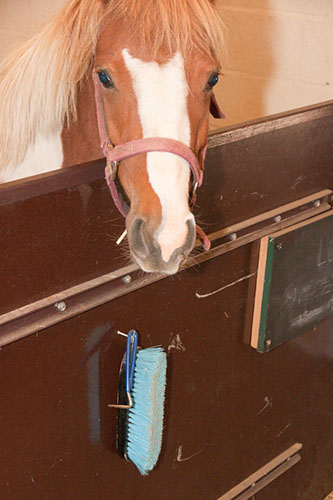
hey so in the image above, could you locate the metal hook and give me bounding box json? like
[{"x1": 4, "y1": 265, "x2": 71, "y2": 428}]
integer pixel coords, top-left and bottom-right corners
[{"x1": 109, "y1": 330, "x2": 138, "y2": 410}]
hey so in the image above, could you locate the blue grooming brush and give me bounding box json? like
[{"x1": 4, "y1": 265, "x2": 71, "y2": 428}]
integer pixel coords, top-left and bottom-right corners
[{"x1": 110, "y1": 330, "x2": 167, "y2": 475}]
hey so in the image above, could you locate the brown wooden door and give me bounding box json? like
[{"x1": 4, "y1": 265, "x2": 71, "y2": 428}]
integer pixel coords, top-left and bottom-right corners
[{"x1": 0, "y1": 102, "x2": 332, "y2": 499}]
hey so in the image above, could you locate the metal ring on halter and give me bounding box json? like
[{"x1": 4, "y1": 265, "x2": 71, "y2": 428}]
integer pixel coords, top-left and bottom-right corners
[
  {"x1": 106, "y1": 157, "x2": 119, "y2": 181},
  {"x1": 190, "y1": 181, "x2": 198, "y2": 205}
]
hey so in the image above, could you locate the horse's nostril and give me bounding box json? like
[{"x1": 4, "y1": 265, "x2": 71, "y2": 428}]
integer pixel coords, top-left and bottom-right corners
[{"x1": 130, "y1": 218, "x2": 148, "y2": 259}]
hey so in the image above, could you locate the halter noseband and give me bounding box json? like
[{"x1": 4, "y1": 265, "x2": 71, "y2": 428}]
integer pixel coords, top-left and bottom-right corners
[{"x1": 92, "y1": 71, "x2": 225, "y2": 252}]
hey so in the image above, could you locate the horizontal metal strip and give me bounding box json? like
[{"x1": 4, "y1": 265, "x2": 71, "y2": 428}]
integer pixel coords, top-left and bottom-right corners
[
  {"x1": 218, "y1": 443, "x2": 302, "y2": 500},
  {"x1": 0, "y1": 191, "x2": 331, "y2": 347},
  {"x1": 207, "y1": 189, "x2": 332, "y2": 244},
  {"x1": 0, "y1": 264, "x2": 136, "y2": 327}
]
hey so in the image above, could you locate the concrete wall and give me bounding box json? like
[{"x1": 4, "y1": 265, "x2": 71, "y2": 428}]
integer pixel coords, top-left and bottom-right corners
[{"x1": 0, "y1": 0, "x2": 332, "y2": 128}]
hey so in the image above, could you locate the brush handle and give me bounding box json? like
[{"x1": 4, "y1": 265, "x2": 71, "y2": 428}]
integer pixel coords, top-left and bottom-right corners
[{"x1": 126, "y1": 330, "x2": 138, "y2": 394}]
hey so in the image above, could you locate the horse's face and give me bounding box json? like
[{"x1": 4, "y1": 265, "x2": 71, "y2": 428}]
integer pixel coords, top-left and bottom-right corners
[{"x1": 95, "y1": 21, "x2": 220, "y2": 274}]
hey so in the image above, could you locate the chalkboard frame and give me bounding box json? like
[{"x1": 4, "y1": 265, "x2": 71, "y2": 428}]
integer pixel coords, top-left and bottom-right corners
[{"x1": 251, "y1": 211, "x2": 333, "y2": 352}]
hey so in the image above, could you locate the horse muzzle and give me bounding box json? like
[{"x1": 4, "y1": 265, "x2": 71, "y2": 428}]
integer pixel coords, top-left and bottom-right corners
[{"x1": 128, "y1": 216, "x2": 196, "y2": 275}]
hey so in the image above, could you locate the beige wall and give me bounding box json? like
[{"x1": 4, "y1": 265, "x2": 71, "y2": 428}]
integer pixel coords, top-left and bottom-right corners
[
  {"x1": 0, "y1": 0, "x2": 332, "y2": 129},
  {"x1": 0, "y1": 1, "x2": 64, "y2": 57},
  {"x1": 212, "y1": 0, "x2": 333, "y2": 129}
]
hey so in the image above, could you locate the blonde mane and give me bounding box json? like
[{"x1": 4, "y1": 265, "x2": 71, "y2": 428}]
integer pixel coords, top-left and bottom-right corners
[{"x1": 0, "y1": 0, "x2": 224, "y2": 170}]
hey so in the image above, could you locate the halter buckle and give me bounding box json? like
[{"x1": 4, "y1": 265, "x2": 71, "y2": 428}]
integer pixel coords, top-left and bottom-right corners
[
  {"x1": 106, "y1": 157, "x2": 118, "y2": 181},
  {"x1": 189, "y1": 181, "x2": 198, "y2": 206}
]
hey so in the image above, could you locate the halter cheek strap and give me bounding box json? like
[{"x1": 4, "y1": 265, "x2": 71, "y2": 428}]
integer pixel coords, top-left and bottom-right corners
[{"x1": 92, "y1": 71, "x2": 225, "y2": 252}]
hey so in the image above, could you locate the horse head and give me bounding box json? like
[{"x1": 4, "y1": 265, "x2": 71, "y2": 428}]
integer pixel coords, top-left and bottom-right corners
[
  {"x1": 94, "y1": 14, "x2": 223, "y2": 274},
  {"x1": 0, "y1": 0, "x2": 224, "y2": 275}
]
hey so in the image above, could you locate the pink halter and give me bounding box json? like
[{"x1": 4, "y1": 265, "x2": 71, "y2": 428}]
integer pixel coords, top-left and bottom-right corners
[{"x1": 92, "y1": 71, "x2": 225, "y2": 251}]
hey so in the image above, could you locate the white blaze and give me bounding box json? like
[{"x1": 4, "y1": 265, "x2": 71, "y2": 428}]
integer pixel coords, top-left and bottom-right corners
[{"x1": 123, "y1": 49, "x2": 193, "y2": 262}]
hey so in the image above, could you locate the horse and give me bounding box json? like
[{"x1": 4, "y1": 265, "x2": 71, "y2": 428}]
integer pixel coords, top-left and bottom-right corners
[{"x1": 0, "y1": 0, "x2": 225, "y2": 275}]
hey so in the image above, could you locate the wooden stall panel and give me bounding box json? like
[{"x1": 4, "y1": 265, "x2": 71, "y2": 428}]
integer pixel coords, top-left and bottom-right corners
[
  {"x1": 0, "y1": 245, "x2": 332, "y2": 499},
  {"x1": 0, "y1": 102, "x2": 332, "y2": 499},
  {"x1": 1, "y1": 103, "x2": 332, "y2": 316}
]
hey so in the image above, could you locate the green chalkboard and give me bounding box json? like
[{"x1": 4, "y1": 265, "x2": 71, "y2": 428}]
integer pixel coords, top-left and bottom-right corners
[{"x1": 251, "y1": 211, "x2": 333, "y2": 352}]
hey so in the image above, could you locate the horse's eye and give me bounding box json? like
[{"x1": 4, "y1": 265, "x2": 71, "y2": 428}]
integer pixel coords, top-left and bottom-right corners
[
  {"x1": 206, "y1": 73, "x2": 219, "y2": 90},
  {"x1": 98, "y1": 71, "x2": 113, "y2": 88}
]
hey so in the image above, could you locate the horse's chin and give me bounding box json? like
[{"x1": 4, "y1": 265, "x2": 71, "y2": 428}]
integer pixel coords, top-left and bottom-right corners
[{"x1": 131, "y1": 252, "x2": 182, "y2": 276}]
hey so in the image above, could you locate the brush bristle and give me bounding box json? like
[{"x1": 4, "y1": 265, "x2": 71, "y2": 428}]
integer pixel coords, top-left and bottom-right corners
[{"x1": 126, "y1": 347, "x2": 167, "y2": 475}]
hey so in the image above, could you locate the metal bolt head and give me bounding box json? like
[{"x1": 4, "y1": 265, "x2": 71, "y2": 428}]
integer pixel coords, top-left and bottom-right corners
[
  {"x1": 266, "y1": 339, "x2": 272, "y2": 347},
  {"x1": 55, "y1": 301, "x2": 67, "y2": 312},
  {"x1": 274, "y1": 215, "x2": 281, "y2": 223},
  {"x1": 229, "y1": 233, "x2": 237, "y2": 241},
  {"x1": 313, "y1": 199, "x2": 321, "y2": 208},
  {"x1": 122, "y1": 275, "x2": 132, "y2": 284}
]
